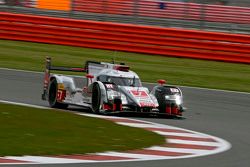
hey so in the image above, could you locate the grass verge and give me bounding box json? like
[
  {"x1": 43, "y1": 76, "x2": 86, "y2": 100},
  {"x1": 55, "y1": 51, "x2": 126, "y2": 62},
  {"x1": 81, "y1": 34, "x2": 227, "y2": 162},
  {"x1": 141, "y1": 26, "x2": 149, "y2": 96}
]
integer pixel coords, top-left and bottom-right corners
[
  {"x1": 0, "y1": 39, "x2": 250, "y2": 92},
  {"x1": 0, "y1": 103, "x2": 165, "y2": 156}
]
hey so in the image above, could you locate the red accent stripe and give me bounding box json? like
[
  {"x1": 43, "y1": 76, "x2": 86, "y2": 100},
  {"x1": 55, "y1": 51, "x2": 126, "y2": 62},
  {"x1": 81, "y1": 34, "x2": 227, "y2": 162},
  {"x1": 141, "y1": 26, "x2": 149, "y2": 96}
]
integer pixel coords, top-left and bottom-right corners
[
  {"x1": 145, "y1": 127, "x2": 192, "y2": 133},
  {"x1": 166, "y1": 135, "x2": 216, "y2": 142},
  {"x1": 0, "y1": 158, "x2": 29, "y2": 163},
  {"x1": 128, "y1": 149, "x2": 191, "y2": 156},
  {"x1": 105, "y1": 118, "x2": 150, "y2": 124},
  {"x1": 71, "y1": 68, "x2": 85, "y2": 72},
  {"x1": 164, "y1": 143, "x2": 218, "y2": 150},
  {"x1": 55, "y1": 154, "x2": 134, "y2": 161}
]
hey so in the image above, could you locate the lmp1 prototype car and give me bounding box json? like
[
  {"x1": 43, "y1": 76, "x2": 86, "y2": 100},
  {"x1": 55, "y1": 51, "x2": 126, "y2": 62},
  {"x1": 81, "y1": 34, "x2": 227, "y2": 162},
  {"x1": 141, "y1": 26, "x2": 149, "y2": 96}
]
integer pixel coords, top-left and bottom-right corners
[{"x1": 42, "y1": 57, "x2": 185, "y2": 116}]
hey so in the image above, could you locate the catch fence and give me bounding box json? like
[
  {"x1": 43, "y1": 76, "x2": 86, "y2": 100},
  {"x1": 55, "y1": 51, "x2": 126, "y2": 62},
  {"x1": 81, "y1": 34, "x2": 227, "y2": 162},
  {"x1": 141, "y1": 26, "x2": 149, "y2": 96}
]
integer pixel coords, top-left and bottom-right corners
[{"x1": 1, "y1": 0, "x2": 250, "y2": 34}]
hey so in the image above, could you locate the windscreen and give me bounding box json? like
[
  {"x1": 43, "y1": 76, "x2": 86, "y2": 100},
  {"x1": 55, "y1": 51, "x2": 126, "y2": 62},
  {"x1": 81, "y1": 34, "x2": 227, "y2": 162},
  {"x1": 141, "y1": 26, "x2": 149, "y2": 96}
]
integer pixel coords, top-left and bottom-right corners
[{"x1": 98, "y1": 75, "x2": 141, "y2": 87}]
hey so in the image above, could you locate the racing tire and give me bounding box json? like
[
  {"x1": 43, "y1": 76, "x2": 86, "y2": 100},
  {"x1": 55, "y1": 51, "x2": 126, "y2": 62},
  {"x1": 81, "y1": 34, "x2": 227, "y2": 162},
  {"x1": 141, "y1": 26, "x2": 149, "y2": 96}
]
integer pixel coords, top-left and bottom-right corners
[
  {"x1": 92, "y1": 82, "x2": 101, "y2": 113},
  {"x1": 157, "y1": 94, "x2": 167, "y2": 113},
  {"x1": 48, "y1": 78, "x2": 68, "y2": 109},
  {"x1": 154, "y1": 86, "x2": 168, "y2": 113}
]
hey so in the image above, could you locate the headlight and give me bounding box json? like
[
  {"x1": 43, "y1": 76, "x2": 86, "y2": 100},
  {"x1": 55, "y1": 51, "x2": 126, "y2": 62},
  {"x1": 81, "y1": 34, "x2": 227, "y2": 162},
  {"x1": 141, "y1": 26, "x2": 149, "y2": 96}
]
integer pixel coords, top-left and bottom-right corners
[
  {"x1": 165, "y1": 95, "x2": 182, "y2": 105},
  {"x1": 175, "y1": 95, "x2": 182, "y2": 105},
  {"x1": 121, "y1": 93, "x2": 128, "y2": 104},
  {"x1": 107, "y1": 90, "x2": 119, "y2": 100},
  {"x1": 165, "y1": 95, "x2": 170, "y2": 100},
  {"x1": 107, "y1": 90, "x2": 127, "y2": 104}
]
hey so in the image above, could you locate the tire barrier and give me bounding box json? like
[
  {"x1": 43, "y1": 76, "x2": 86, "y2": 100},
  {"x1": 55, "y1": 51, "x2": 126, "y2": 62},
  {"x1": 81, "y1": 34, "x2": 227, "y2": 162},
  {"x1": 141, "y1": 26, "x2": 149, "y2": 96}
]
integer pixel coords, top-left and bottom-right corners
[{"x1": 0, "y1": 12, "x2": 250, "y2": 64}]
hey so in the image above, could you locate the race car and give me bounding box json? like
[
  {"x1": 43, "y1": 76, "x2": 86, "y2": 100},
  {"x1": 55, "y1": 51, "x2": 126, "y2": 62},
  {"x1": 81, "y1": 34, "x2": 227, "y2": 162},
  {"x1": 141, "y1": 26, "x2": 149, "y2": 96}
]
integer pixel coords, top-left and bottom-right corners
[{"x1": 42, "y1": 57, "x2": 185, "y2": 116}]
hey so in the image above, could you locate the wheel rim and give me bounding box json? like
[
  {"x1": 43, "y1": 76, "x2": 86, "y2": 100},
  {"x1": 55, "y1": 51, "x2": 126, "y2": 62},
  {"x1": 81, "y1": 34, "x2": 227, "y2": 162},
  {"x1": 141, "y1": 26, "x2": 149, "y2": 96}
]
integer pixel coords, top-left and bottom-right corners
[
  {"x1": 49, "y1": 80, "x2": 57, "y2": 106},
  {"x1": 92, "y1": 83, "x2": 101, "y2": 112}
]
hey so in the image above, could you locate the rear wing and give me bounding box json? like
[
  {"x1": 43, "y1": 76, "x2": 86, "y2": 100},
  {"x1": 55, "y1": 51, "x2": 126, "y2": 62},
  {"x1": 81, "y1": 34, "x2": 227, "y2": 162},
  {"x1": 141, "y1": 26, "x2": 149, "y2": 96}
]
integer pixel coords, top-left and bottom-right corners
[
  {"x1": 41, "y1": 57, "x2": 129, "y2": 100},
  {"x1": 41, "y1": 57, "x2": 86, "y2": 100},
  {"x1": 45, "y1": 57, "x2": 86, "y2": 73}
]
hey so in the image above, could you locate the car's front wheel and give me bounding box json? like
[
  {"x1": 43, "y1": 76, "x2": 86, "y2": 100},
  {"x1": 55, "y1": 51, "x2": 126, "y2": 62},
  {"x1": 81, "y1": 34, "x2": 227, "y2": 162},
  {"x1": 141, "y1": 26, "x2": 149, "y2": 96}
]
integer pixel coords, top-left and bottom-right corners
[
  {"x1": 92, "y1": 82, "x2": 101, "y2": 113},
  {"x1": 48, "y1": 78, "x2": 68, "y2": 109}
]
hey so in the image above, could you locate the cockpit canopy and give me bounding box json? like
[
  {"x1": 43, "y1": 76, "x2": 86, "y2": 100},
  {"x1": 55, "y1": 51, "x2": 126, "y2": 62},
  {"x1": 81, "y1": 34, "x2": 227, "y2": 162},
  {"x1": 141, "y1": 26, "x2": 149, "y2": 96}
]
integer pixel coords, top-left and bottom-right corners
[{"x1": 97, "y1": 75, "x2": 141, "y2": 87}]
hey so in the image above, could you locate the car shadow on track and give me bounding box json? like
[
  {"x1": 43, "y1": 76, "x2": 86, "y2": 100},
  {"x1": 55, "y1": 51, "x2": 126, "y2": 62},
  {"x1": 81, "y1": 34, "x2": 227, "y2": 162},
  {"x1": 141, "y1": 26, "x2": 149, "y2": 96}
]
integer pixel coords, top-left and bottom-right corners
[{"x1": 67, "y1": 106, "x2": 186, "y2": 120}]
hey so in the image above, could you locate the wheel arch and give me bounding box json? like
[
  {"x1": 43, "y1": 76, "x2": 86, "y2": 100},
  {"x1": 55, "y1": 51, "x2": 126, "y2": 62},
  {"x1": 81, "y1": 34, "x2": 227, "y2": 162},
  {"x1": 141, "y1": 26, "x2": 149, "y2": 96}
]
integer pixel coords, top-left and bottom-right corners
[
  {"x1": 92, "y1": 81, "x2": 108, "y2": 104},
  {"x1": 48, "y1": 76, "x2": 68, "y2": 109},
  {"x1": 49, "y1": 75, "x2": 76, "y2": 91}
]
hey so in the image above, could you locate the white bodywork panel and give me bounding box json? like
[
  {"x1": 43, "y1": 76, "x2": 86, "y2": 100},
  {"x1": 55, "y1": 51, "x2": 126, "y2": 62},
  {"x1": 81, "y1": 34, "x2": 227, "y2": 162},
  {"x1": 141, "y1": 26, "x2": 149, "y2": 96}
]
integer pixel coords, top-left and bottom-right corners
[
  {"x1": 87, "y1": 62, "x2": 140, "y2": 85},
  {"x1": 49, "y1": 61, "x2": 160, "y2": 111},
  {"x1": 51, "y1": 74, "x2": 92, "y2": 108},
  {"x1": 121, "y1": 86, "x2": 159, "y2": 108}
]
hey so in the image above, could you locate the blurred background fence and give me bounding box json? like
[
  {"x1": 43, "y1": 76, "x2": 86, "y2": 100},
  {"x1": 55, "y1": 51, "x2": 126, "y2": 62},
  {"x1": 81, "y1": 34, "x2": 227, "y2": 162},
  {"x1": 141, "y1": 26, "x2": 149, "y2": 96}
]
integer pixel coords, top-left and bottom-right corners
[{"x1": 1, "y1": 0, "x2": 250, "y2": 34}]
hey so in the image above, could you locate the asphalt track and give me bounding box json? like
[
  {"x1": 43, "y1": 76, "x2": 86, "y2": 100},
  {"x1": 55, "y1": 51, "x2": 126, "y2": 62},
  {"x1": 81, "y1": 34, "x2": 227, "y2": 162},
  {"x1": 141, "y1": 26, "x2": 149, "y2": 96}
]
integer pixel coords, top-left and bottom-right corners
[{"x1": 0, "y1": 68, "x2": 250, "y2": 167}]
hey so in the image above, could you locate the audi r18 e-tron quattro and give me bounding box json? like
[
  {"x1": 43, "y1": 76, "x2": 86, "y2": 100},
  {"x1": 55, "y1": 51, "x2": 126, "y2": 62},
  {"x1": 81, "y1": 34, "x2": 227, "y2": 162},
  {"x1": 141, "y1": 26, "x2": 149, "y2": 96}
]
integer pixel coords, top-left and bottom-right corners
[{"x1": 42, "y1": 57, "x2": 185, "y2": 116}]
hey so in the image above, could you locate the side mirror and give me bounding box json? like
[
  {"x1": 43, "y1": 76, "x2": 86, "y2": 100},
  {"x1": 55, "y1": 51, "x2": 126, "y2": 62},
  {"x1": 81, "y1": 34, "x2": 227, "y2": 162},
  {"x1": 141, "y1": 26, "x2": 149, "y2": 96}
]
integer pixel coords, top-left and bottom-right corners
[
  {"x1": 86, "y1": 74, "x2": 94, "y2": 79},
  {"x1": 157, "y1": 79, "x2": 166, "y2": 85},
  {"x1": 86, "y1": 74, "x2": 94, "y2": 85}
]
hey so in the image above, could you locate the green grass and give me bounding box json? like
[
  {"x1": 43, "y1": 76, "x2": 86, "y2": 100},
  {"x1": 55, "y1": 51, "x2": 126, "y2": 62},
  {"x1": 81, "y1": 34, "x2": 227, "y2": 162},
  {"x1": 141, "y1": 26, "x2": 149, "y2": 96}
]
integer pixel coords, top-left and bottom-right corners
[
  {"x1": 1, "y1": 39, "x2": 250, "y2": 92},
  {"x1": 0, "y1": 103, "x2": 165, "y2": 156}
]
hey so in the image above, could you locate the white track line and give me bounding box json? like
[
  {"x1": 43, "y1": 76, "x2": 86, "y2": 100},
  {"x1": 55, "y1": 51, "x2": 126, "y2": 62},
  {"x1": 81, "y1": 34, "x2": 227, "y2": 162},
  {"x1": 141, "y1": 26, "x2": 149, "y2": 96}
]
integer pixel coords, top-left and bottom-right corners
[
  {"x1": 154, "y1": 131, "x2": 210, "y2": 138},
  {"x1": 0, "y1": 100, "x2": 48, "y2": 109},
  {"x1": 0, "y1": 99, "x2": 232, "y2": 164},
  {"x1": 5, "y1": 156, "x2": 96, "y2": 164},
  {"x1": 167, "y1": 139, "x2": 221, "y2": 147},
  {"x1": 0, "y1": 67, "x2": 43, "y2": 74},
  {"x1": 96, "y1": 152, "x2": 168, "y2": 159},
  {"x1": 116, "y1": 122, "x2": 163, "y2": 128},
  {"x1": 1, "y1": 67, "x2": 249, "y2": 95},
  {"x1": 146, "y1": 146, "x2": 209, "y2": 154}
]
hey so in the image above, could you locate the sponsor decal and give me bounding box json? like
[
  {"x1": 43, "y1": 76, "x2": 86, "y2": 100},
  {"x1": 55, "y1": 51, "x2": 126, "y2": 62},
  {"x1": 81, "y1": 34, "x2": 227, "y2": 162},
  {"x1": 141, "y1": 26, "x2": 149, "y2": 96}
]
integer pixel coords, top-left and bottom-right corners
[
  {"x1": 130, "y1": 90, "x2": 148, "y2": 97},
  {"x1": 130, "y1": 90, "x2": 155, "y2": 107},
  {"x1": 57, "y1": 83, "x2": 65, "y2": 90},
  {"x1": 57, "y1": 89, "x2": 66, "y2": 102},
  {"x1": 106, "y1": 84, "x2": 114, "y2": 89},
  {"x1": 139, "y1": 102, "x2": 155, "y2": 107},
  {"x1": 170, "y1": 88, "x2": 179, "y2": 93}
]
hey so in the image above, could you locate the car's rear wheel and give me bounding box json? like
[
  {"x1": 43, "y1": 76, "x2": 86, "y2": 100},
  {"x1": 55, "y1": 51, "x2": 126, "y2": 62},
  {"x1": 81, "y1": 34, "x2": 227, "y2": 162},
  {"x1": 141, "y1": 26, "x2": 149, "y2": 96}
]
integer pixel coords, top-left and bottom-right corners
[
  {"x1": 92, "y1": 82, "x2": 101, "y2": 113},
  {"x1": 48, "y1": 78, "x2": 68, "y2": 109},
  {"x1": 156, "y1": 94, "x2": 167, "y2": 113},
  {"x1": 154, "y1": 86, "x2": 169, "y2": 113}
]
